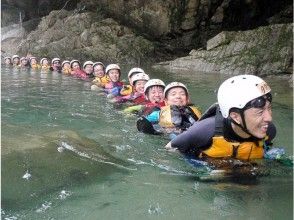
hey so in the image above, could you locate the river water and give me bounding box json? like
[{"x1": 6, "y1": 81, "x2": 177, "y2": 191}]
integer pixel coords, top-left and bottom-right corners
[{"x1": 1, "y1": 66, "x2": 293, "y2": 220}]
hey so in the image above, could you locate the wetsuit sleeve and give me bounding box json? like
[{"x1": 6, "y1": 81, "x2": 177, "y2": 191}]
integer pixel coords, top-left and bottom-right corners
[
  {"x1": 170, "y1": 117, "x2": 215, "y2": 153},
  {"x1": 265, "y1": 122, "x2": 276, "y2": 145}
]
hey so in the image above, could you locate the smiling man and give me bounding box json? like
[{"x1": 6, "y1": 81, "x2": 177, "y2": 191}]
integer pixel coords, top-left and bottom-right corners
[{"x1": 165, "y1": 75, "x2": 276, "y2": 160}]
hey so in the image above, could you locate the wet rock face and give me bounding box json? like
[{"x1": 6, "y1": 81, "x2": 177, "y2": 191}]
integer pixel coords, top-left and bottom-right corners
[
  {"x1": 4, "y1": 0, "x2": 291, "y2": 52},
  {"x1": 15, "y1": 10, "x2": 154, "y2": 64},
  {"x1": 154, "y1": 23, "x2": 293, "y2": 77},
  {"x1": 2, "y1": 0, "x2": 78, "y2": 23},
  {"x1": 2, "y1": 0, "x2": 292, "y2": 67}
]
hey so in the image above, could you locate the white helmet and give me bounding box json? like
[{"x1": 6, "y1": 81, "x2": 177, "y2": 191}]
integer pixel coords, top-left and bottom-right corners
[
  {"x1": 40, "y1": 58, "x2": 48, "y2": 64},
  {"x1": 20, "y1": 57, "x2": 28, "y2": 61},
  {"x1": 128, "y1": 67, "x2": 145, "y2": 78},
  {"x1": 105, "y1": 64, "x2": 121, "y2": 75},
  {"x1": 61, "y1": 60, "x2": 70, "y2": 67},
  {"x1": 51, "y1": 58, "x2": 61, "y2": 64},
  {"x1": 131, "y1": 73, "x2": 150, "y2": 86},
  {"x1": 29, "y1": 56, "x2": 37, "y2": 61},
  {"x1": 12, "y1": 55, "x2": 20, "y2": 60},
  {"x1": 93, "y1": 62, "x2": 105, "y2": 68},
  {"x1": 164, "y1": 82, "x2": 188, "y2": 97},
  {"x1": 144, "y1": 79, "x2": 165, "y2": 94},
  {"x1": 83, "y1": 61, "x2": 94, "y2": 69},
  {"x1": 217, "y1": 74, "x2": 271, "y2": 118},
  {"x1": 4, "y1": 56, "x2": 11, "y2": 60}
]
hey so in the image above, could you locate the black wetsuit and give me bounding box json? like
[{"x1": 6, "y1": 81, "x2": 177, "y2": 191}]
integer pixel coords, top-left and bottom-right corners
[{"x1": 170, "y1": 116, "x2": 276, "y2": 157}]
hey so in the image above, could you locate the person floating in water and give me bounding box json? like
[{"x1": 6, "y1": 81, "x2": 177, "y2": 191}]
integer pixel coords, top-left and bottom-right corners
[
  {"x1": 50, "y1": 58, "x2": 62, "y2": 72},
  {"x1": 61, "y1": 60, "x2": 71, "y2": 75},
  {"x1": 3, "y1": 57, "x2": 12, "y2": 66},
  {"x1": 91, "y1": 62, "x2": 110, "y2": 89},
  {"x1": 40, "y1": 58, "x2": 50, "y2": 72},
  {"x1": 29, "y1": 57, "x2": 41, "y2": 70},
  {"x1": 103, "y1": 64, "x2": 124, "y2": 98},
  {"x1": 123, "y1": 78, "x2": 166, "y2": 115},
  {"x1": 112, "y1": 72, "x2": 150, "y2": 105},
  {"x1": 165, "y1": 75, "x2": 276, "y2": 161},
  {"x1": 120, "y1": 67, "x2": 146, "y2": 96},
  {"x1": 12, "y1": 55, "x2": 20, "y2": 67},
  {"x1": 137, "y1": 82, "x2": 201, "y2": 138}
]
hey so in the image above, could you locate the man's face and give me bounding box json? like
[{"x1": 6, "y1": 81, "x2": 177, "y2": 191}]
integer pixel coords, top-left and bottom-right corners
[
  {"x1": 242, "y1": 101, "x2": 272, "y2": 138},
  {"x1": 165, "y1": 87, "x2": 188, "y2": 106}
]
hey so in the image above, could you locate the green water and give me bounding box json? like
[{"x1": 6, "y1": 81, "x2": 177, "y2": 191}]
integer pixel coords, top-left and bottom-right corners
[{"x1": 1, "y1": 66, "x2": 293, "y2": 220}]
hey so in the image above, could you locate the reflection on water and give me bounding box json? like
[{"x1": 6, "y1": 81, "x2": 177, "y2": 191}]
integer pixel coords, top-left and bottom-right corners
[{"x1": 1, "y1": 67, "x2": 293, "y2": 219}]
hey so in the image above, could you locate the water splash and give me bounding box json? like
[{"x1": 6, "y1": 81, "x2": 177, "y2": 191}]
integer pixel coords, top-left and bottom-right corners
[
  {"x1": 35, "y1": 201, "x2": 52, "y2": 213},
  {"x1": 58, "y1": 190, "x2": 72, "y2": 200},
  {"x1": 22, "y1": 170, "x2": 31, "y2": 180},
  {"x1": 148, "y1": 203, "x2": 163, "y2": 215}
]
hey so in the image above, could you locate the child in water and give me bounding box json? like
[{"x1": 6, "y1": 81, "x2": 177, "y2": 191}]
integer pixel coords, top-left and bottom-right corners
[
  {"x1": 137, "y1": 82, "x2": 201, "y2": 138},
  {"x1": 12, "y1": 55, "x2": 20, "y2": 67},
  {"x1": 123, "y1": 79, "x2": 166, "y2": 115},
  {"x1": 120, "y1": 67, "x2": 146, "y2": 96},
  {"x1": 61, "y1": 60, "x2": 71, "y2": 75},
  {"x1": 103, "y1": 64, "x2": 124, "y2": 98},
  {"x1": 50, "y1": 58, "x2": 62, "y2": 72},
  {"x1": 4, "y1": 57, "x2": 12, "y2": 66},
  {"x1": 83, "y1": 61, "x2": 94, "y2": 78},
  {"x1": 91, "y1": 62, "x2": 110, "y2": 90},
  {"x1": 30, "y1": 57, "x2": 41, "y2": 69},
  {"x1": 40, "y1": 58, "x2": 50, "y2": 71},
  {"x1": 111, "y1": 72, "x2": 150, "y2": 105}
]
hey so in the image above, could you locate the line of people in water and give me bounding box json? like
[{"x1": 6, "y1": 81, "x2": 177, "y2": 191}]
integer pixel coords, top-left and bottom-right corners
[{"x1": 3, "y1": 54, "x2": 280, "y2": 163}]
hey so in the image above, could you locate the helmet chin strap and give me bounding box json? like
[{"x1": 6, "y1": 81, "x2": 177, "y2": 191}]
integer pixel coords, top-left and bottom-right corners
[{"x1": 229, "y1": 110, "x2": 255, "y2": 138}]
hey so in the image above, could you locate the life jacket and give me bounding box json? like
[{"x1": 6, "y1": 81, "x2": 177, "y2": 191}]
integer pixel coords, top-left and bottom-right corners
[
  {"x1": 104, "y1": 81, "x2": 123, "y2": 89},
  {"x1": 31, "y1": 64, "x2": 41, "y2": 69},
  {"x1": 158, "y1": 105, "x2": 201, "y2": 129},
  {"x1": 41, "y1": 64, "x2": 50, "y2": 71},
  {"x1": 199, "y1": 104, "x2": 265, "y2": 160},
  {"x1": 72, "y1": 69, "x2": 88, "y2": 79},
  {"x1": 92, "y1": 75, "x2": 110, "y2": 87},
  {"x1": 62, "y1": 67, "x2": 72, "y2": 75},
  {"x1": 143, "y1": 101, "x2": 166, "y2": 116},
  {"x1": 120, "y1": 85, "x2": 133, "y2": 96}
]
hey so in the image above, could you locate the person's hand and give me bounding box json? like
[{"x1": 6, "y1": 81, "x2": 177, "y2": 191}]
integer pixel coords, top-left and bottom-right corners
[{"x1": 165, "y1": 142, "x2": 178, "y2": 152}]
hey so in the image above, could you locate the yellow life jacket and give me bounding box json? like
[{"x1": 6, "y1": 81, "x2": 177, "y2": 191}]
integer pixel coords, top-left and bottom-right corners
[
  {"x1": 159, "y1": 105, "x2": 201, "y2": 128},
  {"x1": 120, "y1": 85, "x2": 133, "y2": 96},
  {"x1": 200, "y1": 108, "x2": 265, "y2": 160},
  {"x1": 31, "y1": 64, "x2": 41, "y2": 69},
  {"x1": 41, "y1": 64, "x2": 50, "y2": 71},
  {"x1": 92, "y1": 75, "x2": 110, "y2": 87},
  {"x1": 62, "y1": 67, "x2": 71, "y2": 75},
  {"x1": 201, "y1": 137, "x2": 264, "y2": 160}
]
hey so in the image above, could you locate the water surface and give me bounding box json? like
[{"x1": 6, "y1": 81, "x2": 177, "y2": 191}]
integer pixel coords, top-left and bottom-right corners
[{"x1": 1, "y1": 66, "x2": 293, "y2": 219}]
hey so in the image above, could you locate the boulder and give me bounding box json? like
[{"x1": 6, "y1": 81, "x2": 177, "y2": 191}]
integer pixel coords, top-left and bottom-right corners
[
  {"x1": 13, "y1": 10, "x2": 154, "y2": 64},
  {"x1": 154, "y1": 23, "x2": 293, "y2": 77}
]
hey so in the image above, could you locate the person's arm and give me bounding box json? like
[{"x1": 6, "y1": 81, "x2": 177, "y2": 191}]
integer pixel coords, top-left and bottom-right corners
[{"x1": 165, "y1": 117, "x2": 215, "y2": 153}]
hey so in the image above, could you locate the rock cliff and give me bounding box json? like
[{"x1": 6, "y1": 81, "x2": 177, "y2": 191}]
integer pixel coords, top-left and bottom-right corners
[
  {"x1": 154, "y1": 23, "x2": 293, "y2": 76},
  {"x1": 1, "y1": 0, "x2": 293, "y2": 75}
]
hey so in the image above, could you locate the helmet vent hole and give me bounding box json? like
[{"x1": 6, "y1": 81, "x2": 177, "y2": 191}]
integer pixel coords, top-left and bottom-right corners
[{"x1": 231, "y1": 80, "x2": 234, "y2": 83}]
